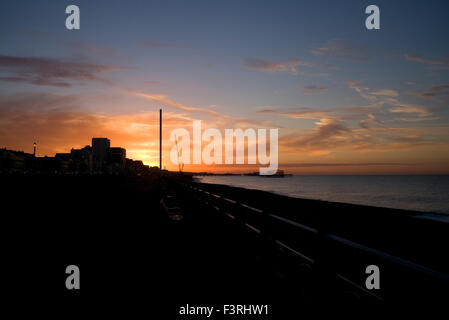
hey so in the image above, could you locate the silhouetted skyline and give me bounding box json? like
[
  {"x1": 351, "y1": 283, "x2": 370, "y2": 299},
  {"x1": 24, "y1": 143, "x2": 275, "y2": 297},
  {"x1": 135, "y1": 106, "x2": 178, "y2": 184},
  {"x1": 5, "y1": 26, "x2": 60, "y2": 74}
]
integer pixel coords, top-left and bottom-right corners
[{"x1": 0, "y1": 137, "x2": 152, "y2": 175}]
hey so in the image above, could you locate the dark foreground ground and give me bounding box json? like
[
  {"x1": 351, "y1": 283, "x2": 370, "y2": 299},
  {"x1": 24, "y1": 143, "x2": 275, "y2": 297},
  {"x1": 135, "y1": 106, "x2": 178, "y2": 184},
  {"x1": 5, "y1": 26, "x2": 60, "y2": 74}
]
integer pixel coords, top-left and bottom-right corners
[{"x1": 1, "y1": 175, "x2": 448, "y2": 316}]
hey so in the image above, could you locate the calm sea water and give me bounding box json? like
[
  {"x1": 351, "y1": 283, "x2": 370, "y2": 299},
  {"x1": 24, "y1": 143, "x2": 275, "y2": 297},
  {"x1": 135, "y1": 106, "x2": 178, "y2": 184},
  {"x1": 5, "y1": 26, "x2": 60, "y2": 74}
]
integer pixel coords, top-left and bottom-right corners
[{"x1": 194, "y1": 175, "x2": 449, "y2": 214}]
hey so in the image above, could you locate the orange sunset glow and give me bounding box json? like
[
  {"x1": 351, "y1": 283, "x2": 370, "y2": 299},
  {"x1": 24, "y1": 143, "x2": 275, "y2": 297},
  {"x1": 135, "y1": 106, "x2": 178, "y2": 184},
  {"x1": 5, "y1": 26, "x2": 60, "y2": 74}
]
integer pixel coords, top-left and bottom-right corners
[{"x1": 1, "y1": 1, "x2": 449, "y2": 175}]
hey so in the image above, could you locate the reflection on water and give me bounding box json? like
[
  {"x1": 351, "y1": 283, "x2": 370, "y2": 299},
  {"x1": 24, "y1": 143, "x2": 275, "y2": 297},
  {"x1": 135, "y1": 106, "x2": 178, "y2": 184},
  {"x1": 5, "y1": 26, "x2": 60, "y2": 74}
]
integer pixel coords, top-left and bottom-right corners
[{"x1": 194, "y1": 175, "x2": 449, "y2": 214}]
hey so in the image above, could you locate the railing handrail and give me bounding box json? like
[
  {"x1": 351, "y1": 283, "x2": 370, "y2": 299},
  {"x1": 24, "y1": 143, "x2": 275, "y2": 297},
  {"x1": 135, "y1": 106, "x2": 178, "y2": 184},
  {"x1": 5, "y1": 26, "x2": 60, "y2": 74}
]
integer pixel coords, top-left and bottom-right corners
[
  {"x1": 178, "y1": 181, "x2": 449, "y2": 297},
  {"x1": 325, "y1": 233, "x2": 449, "y2": 282}
]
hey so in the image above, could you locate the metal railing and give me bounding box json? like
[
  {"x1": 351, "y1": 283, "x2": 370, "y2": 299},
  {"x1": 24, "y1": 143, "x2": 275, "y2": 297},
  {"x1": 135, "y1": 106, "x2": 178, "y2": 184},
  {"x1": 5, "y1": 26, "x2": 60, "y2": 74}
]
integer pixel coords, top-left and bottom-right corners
[{"x1": 175, "y1": 181, "x2": 449, "y2": 302}]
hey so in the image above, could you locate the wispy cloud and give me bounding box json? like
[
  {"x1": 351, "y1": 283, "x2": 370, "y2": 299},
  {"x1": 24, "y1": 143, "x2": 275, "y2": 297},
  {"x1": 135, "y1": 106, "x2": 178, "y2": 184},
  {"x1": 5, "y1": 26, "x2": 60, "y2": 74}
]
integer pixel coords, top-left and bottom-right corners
[
  {"x1": 300, "y1": 85, "x2": 330, "y2": 94},
  {"x1": 404, "y1": 54, "x2": 449, "y2": 70},
  {"x1": 394, "y1": 117, "x2": 440, "y2": 122},
  {"x1": 0, "y1": 55, "x2": 127, "y2": 87},
  {"x1": 407, "y1": 84, "x2": 449, "y2": 98},
  {"x1": 130, "y1": 90, "x2": 270, "y2": 128},
  {"x1": 130, "y1": 91, "x2": 227, "y2": 118},
  {"x1": 242, "y1": 57, "x2": 336, "y2": 75},
  {"x1": 258, "y1": 97, "x2": 440, "y2": 157},
  {"x1": 343, "y1": 82, "x2": 434, "y2": 120},
  {"x1": 257, "y1": 105, "x2": 383, "y2": 123},
  {"x1": 279, "y1": 118, "x2": 351, "y2": 155},
  {"x1": 407, "y1": 91, "x2": 439, "y2": 98},
  {"x1": 349, "y1": 84, "x2": 435, "y2": 119},
  {"x1": 379, "y1": 97, "x2": 435, "y2": 121},
  {"x1": 389, "y1": 104, "x2": 431, "y2": 117},
  {"x1": 404, "y1": 54, "x2": 440, "y2": 65},
  {"x1": 257, "y1": 107, "x2": 331, "y2": 120},
  {"x1": 369, "y1": 89, "x2": 399, "y2": 97},
  {"x1": 279, "y1": 119, "x2": 439, "y2": 156},
  {"x1": 359, "y1": 113, "x2": 385, "y2": 129},
  {"x1": 242, "y1": 58, "x2": 301, "y2": 74},
  {"x1": 429, "y1": 85, "x2": 449, "y2": 91},
  {"x1": 345, "y1": 80, "x2": 377, "y2": 102},
  {"x1": 311, "y1": 39, "x2": 380, "y2": 62}
]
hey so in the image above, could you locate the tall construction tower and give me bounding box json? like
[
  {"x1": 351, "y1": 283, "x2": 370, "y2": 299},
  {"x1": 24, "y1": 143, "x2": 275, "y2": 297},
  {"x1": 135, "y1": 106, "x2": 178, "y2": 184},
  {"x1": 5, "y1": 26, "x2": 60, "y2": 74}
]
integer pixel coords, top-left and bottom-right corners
[{"x1": 159, "y1": 109, "x2": 162, "y2": 170}]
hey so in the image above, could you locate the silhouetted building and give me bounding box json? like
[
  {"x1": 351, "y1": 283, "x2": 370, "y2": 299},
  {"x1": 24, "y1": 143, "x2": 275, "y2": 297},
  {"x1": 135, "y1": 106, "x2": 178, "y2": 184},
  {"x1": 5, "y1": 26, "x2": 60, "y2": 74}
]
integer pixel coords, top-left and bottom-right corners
[
  {"x1": 108, "y1": 147, "x2": 126, "y2": 166},
  {"x1": 125, "y1": 158, "x2": 151, "y2": 175},
  {"x1": 92, "y1": 138, "x2": 110, "y2": 172},
  {"x1": 106, "y1": 147, "x2": 126, "y2": 174},
  {"x1": 55, "y1": 153, "x2": 71, "y2": 161},
  {"x1": 1, "y1": 137, "x2": 152, "y2": 176},
  {"x1": 70, "y1": 145, "x2": 93, "y2": 173},
  {"x1": 0, "y1": 149, "x2": 33, "y2": 173},
  {"x1": 33, "y1": 155, "x2": 70, "y2": 174}
]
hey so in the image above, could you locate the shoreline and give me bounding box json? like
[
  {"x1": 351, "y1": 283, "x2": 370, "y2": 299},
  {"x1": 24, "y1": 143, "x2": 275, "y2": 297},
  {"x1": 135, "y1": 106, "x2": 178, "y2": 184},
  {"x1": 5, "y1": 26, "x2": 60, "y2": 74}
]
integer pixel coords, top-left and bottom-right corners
[
  {"x1": 191, "y1": 179, "x2": 449, "y2": 273},
  {"x1": 193, "y1": 174, "x2": 449, "y2": 215}
]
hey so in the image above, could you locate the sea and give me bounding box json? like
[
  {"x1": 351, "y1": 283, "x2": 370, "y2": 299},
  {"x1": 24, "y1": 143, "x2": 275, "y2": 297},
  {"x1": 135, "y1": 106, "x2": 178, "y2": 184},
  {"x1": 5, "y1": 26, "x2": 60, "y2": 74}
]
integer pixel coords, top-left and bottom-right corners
[{"x1": 193, "y1": 175, "x2": 449, "y2": 215}]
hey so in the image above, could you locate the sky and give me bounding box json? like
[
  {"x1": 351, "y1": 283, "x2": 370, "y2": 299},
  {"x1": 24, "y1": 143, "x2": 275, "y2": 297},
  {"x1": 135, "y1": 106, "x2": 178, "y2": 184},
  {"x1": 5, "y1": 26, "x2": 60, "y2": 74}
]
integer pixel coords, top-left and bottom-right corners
[{"x1": 1, "y1": 0, "x2": 449, "y2": 174}]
